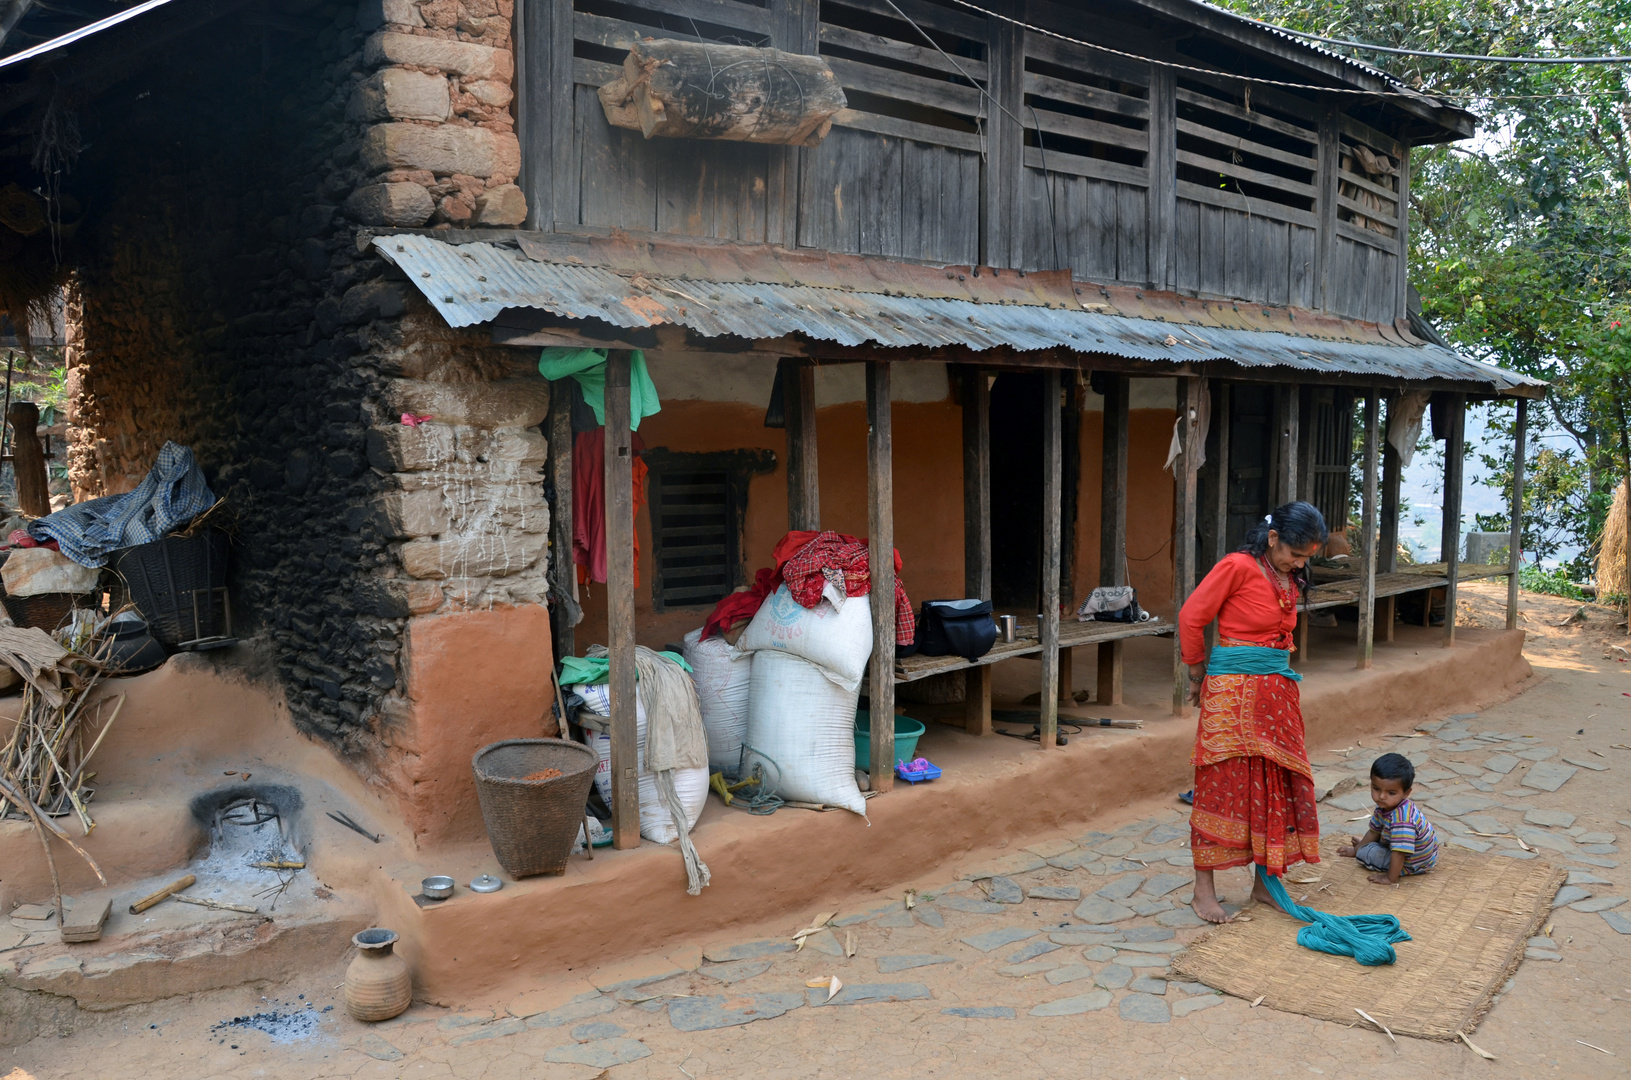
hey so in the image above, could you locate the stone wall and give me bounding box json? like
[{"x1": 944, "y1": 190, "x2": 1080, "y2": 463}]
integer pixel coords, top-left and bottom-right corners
[
  {"x1": 50, "y1": 0, "x2": 551, "y2": 843},
  {"x1": 342, "y1": 0, "x2": 526, "y2": 227}
]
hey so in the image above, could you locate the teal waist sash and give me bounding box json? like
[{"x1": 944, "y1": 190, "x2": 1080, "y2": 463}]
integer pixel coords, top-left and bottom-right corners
[{"x1": 1206, "y1": 644, "x2": 1301, "y2": 682}]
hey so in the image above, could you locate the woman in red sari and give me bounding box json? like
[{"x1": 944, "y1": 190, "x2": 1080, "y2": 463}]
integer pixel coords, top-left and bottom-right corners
[{"x1": 1179, "y1": 501, "x2": 1328, "y2": 923}]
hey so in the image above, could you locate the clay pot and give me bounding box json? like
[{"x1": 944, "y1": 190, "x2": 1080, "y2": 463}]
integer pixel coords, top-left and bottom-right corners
[{"x1": 344, "y1": 928, "x2": 412, "y2": 1022}]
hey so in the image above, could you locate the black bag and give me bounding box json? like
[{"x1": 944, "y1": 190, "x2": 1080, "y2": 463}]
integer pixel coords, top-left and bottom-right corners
[{"x1": 915, "y1": 599, "x2": 997, "y2": 661}]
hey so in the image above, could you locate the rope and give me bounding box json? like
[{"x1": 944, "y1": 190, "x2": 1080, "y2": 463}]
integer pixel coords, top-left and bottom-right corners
[
  {"x1": 732, "y1": 743, "x2": 787, "y2": 815},
  {"x1": 1257, "y1": 866, "x2": 1411, "y2": 966}
]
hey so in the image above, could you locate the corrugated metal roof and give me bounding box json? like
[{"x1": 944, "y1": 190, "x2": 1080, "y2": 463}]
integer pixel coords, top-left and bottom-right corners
[{"x1": 375, "y1": 233, "x2": 1543, "y2": 395}]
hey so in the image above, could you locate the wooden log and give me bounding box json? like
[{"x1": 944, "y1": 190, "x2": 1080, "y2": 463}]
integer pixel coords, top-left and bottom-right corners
[
  {"x1": 866, "y1": 361, "x2": 897, "y2": 791},
  {"x1": 598, "y1": 40, "x2": 846, "y2": 146},
  {"x1": 1096, "y1": 374, "x2": 1129, "y2": 706},
  {"x1": 604, "y1": 351, "x2": 641, "y2": 849},
  {"x1": 172, "y1": 895, "x2": 260, "y2": 915},
  {"x1": 549, "y1": 385, "x2": 578, "y2": 662},
  {"x1": 1507, "y1": 397, "x2": 1527, "y2": 631},
  {"x1": 130, "y1": 874, "x2": 195, "y2": 914},
  {"x1": 1040, "y1": 370, "x2": 1062, "y2": 748},
  {"x1": 1356, "y1": 392, "x2": 1380, "y2": 670},
  {"x1": 783, "y1": 359, "x2": 820, "y2": 531},
  {"x1": 1172, "y1": 377, "x2": 1202, "y2": 716},
  {"x1": 1441, "y1": 393, "x2": 1465, "y2": 647},
  {"x1": 7, "y1": 401, "x2": 48, "y2": 518},
  {"x1": 962, "y1": 367, "x2": 991, "y2": 604},
  {"x1": 1379, "y1": 397, "x2": 1402, "y2": 643}
]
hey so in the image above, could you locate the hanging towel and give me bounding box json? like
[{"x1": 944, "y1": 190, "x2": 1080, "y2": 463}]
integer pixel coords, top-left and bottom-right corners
[
  {"x1": 29, "y1": 442, "x2": 215, "y2": 567},
  {"x1": 571, "y1": 430, "x2": 647, "y2": 585},
  {"x1": 538, "y1": 347, "x2": 662, "y2": 431},
  {"x1": 1256, "y1": 866, "x2": 1411, "y2": 966}
]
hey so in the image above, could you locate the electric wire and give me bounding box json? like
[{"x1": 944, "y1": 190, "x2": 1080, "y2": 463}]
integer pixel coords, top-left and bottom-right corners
[{"x1": 1234, "y1": 17, "x2": 1631, "y2": 65}]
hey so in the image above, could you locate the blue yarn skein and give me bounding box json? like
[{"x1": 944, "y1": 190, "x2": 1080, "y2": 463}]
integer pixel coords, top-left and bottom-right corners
[{"x1": 1256, "y1": 867, "x2": 1411, "y2": 966}]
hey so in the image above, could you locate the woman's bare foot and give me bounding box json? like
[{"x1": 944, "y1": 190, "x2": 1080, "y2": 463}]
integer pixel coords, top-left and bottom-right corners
[
  {"x1": 1250, "y1": 873, "x2": 1286, "y2": 913},
  {"x1": 1192, "y1": 869, "x2": 1233, "y2": 923}
]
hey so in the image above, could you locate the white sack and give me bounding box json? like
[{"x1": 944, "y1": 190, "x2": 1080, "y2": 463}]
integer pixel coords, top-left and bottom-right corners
[
  {"x1": 573, "y1": 683, "x2": 709, "y2": 846},
  {"x1": 2, "y1": 547, "x2": 100, "y2": 597},
  {"x1": 742, "y1": 649, "x2": 866, "y2": 816},
  {"x1": 682, "y1": 628, "x2": 754, "y2": 774},
  {"x1": 738, "y1": 584, "x2": 874, "y2": 693}
]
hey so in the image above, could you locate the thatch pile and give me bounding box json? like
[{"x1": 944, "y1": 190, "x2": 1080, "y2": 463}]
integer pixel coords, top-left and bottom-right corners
[{"x1": 1598, "y1": 481, "x2": 1629, "y2": 603}]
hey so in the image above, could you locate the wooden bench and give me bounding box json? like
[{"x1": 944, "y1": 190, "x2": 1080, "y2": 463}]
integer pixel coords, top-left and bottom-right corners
[{"x1": 895, "y1": 616, "x2": 1174, "y2": 735}]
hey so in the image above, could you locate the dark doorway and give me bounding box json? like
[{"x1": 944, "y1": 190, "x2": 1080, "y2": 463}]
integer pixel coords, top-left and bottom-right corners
[
  {"x1": 1226, "y1": 384, "x2": 1275, "y2": 550},
  {"x1": 990, "y1": 372, "x2": 1044, "y2": 608}
]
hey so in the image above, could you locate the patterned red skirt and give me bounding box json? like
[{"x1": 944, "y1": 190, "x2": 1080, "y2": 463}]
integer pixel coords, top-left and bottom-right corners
[{"x1": 1189, "y1": 670, "x2": 1320, "y2": 876}]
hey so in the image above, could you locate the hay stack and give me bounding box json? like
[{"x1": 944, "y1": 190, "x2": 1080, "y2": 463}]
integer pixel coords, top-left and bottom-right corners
[{"x1": 1598, "y1": 480, "x2": 1629, "y2": 601}]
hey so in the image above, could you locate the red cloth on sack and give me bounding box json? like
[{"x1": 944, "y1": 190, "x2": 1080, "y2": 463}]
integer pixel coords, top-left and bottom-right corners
[
  {"x1": 775, "y1": 529, "x2": 915, "y2": 646},
  {"x1": 701, "y1": 566, "x2": 780, "y2": 640}
]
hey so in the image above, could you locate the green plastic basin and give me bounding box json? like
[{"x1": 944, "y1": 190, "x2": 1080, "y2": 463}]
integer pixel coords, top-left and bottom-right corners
[{"x1": 853, "y1": 710, "x2": 927, "y2": 772}]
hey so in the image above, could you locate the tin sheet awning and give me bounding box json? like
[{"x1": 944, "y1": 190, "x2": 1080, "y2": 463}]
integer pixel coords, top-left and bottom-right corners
[{"x1": 376, "y1": 233, "x2": 1543, "y2": 396}]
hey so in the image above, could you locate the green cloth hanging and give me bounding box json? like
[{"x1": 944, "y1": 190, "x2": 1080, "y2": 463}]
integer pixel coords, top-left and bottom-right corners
[
  {"x1": 1206, "y1": 644, "x2": 1303, "y2": 682},
  {"x1": 537, "y1": 347, "x2": 662, "y2": 431},
  {"x1": 560, "y1": 651, "x2": 690, "y2": 686},
  {"x1": 1257, "y1": 867, "x2": 1411, "y2": 965}
]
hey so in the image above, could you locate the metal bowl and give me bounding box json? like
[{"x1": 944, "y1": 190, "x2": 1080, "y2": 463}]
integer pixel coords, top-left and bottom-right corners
[{"x1": 422, "y1": 875, "x2": 455, "y2": 901}]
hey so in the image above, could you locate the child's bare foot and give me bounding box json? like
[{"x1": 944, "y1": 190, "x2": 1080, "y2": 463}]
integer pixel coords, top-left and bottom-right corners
[
  {"x1": 1191, "y1": 871, "x2": 1233, "y2": 924},
  {"x1": 1250, "y1": 875, "x2": 1286, "y2": 913},
  {"x1": 1335, "y1": 844, "x2": 1356, "y2": 858},
  {"x1": 1367, "y1": 873, "x2": 1397, "y2": 886}
]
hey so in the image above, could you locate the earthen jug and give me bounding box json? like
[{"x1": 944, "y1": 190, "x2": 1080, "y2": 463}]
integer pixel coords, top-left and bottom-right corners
[{"x1": 345, "y1": 928, "x2": 411, "y2": 1021}]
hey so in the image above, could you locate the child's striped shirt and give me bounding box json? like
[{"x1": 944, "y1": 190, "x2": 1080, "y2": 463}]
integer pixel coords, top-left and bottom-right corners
[{"x1": 1368, "y1": 798, "x2": 1439, "y2": 874}]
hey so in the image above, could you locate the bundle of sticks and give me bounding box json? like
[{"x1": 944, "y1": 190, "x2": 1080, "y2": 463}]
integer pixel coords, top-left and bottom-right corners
[{"x1": 0, "y1": 620, "x2": 128, "y2": 923}]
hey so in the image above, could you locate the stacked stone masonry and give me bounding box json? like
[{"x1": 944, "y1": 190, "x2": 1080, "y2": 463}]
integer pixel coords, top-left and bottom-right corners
[
  {"x1": 344, "y1": 0, "x2": 527, "y2": 227},
  {"x1": 55, "y1": 0, "x2": 548, "y2": 779}
]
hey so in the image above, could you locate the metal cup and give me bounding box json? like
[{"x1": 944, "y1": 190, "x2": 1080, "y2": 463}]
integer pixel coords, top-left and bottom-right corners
[{"x1": 998, "y1": 615, "x2": 1017, "y2": 643}]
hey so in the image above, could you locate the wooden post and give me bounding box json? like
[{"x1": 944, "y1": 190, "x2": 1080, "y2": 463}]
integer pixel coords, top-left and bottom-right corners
[
  {"x1": 1096, "y1": 374, "x2": 1130, "y2": 706},
  {"x1": 1039, "y1": 370, "x2": 1062, "y2": 748},
  {"x1": 866, "y1": 361, "x2": 897, "y2": 790},
  {"x1": 1441, "y1": 394, "x2": 1466, "y2": 646},
  {"x1": 7, "y1": 402, "x2": 48, "y2": 518},
  {"x1": 783, "y1": 359, "x2": 820, "y2": 531},
  {"x1": 1274, "y1": 385, "x2": 1300, "y2": 506},
  {"x1": 962, "y1": 367, "x2": 991, "y2": 602},
  {"x1": 548, "y1": 384, "x2": 579, "y2": 661},
  {"x1": 1356, "y1": 392, "x2": 1380, "y2": 669},
  {"x1": 1379, "y1": 398, "x2": 1402, "y2": 642},
  {"x1": 603, "y1": 351, "x2": 641, "y2": 849},
  {"x1": 1211, "y1": 383, "x2": 1232, "y2": 568},
  {"x1": 1507, "y1": 397, "x2": 1527, "y2": 630},
  {"x1": 1172, "y1": 377, "x2": 1202, "y2": 717}
]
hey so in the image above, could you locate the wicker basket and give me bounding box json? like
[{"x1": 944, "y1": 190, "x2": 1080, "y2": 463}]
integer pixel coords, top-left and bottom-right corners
[
  {"x1": 109, "y1": 529, "x2": 229, "y2": 646},
  {"x1": 471, "y1": 739, "x2": 598, "y2": 878}
]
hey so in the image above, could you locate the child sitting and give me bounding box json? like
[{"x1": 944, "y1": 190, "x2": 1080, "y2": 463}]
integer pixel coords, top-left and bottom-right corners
[{"x1": 1337, "y1": 752, "x2": 1439, "y2": 885}]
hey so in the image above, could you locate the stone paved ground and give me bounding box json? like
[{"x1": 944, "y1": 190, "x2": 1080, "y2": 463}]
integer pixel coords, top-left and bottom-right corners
[{"x1": 4, "y1": 582, "x2": 1629, "y2": 1079}]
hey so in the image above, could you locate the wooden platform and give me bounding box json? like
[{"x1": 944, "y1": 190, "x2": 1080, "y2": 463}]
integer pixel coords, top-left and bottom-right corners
[
  {"x1": 894, "y1": 616, "x2": 1173, "y2": 682},
  {"x1": 1305, "y1": 562, "x2": 1512, "y2": 611}
]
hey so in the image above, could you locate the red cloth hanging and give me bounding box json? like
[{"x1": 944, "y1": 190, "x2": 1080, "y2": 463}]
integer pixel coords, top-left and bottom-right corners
[
  {"x1": 701, "y1": 566, "x2": 780, "y2": 640},
  {"x1": 571, "y1": 430, "x2": 645, "y2": 587}
]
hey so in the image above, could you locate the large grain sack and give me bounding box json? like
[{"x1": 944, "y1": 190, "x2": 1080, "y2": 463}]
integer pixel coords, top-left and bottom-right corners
[
  {"x1": 738, "y1": 584, "x2": 874, "y2": 692},
  {"x1": 573, "y1": 683, "x2": 709, "y2": 845},
  {"x1": 742, "y1": 649, "x2": 866, "y2": 816},
  {"x1": 682, "y1": 628, "x2": 753, "y2": 774}
]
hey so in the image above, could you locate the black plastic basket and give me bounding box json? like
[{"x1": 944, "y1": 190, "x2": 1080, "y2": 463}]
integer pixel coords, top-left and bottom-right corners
[{"x1": 110, "y1": 529, "x2": 230, "y2": 647}]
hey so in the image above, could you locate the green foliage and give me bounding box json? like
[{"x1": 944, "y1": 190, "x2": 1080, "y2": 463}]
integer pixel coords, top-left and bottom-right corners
[
  {"x1": 1519, "y1": 563, "x2": 1589, "y2": 599},
  {"x1": 1220, "y1": 0, "x2": 1631, "y2": 570}
]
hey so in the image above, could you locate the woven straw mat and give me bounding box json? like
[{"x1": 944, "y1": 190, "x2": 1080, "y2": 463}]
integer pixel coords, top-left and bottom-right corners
[{"x1": 1170, "y1": 839, "x2": 1565, "y2": 1039}]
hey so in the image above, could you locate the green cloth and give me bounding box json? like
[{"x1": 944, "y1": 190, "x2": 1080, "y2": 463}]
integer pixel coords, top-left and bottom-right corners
[
  {"x1": 1206, "y1": 644, "x2": 1302, "y2": 682},
  {"x1": 560, "y1": 651, "x2": 690, "y2": 686},
  {"x1": 1258, "y1": 867, "x2": 1410, "y2": 966},
  {"x1": 537, "y1": 347, "x2": 662, "y2": 431}
]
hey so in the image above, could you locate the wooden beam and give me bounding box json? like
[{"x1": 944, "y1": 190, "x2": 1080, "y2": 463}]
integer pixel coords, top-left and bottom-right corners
[
  {"x1": 1507, "y1": 397, "x2": 1527, "y2": 631},
  {"x1": 1212, "y1": 382, "x2": 1232, "y2": 566},
  {"x1": 867, "y1": 361, "x2": 897, "y2": 790},
  {"x1": 1314, "y1": 98, "x2": 1339, "y2": 311},
  {"x1": 783, "y1": 359, "x2": 820, "y2": 531},
  {"x1": 1441, "y1": 394, "x2": 1466, "y2": 647},
  {"x1": 962, "y1": 367, "x2": 992, "y2": 601},
  {"x1": 548, "y1": 381, "x2": 579, "y2": 661},
  {"x1": 963, "y1": 664, "x2": 993, "y2": 737},
  {"x1": 1148, "y1": 68, "x2": 1177, "y2": 290},
  {"x1": 983, "y1": 0, "x2": 1024, "y2": 267},
  {"x1": 1394, "y1": 149, "x2": 1412, "y2": 322},
  {"x1": 1040, "y1": 370, "x2": 1063, "y2": 748},
  {"x1": 1274, "y1": 385, "x2": 1300, "y2": 506},
  {"x1": 1097, "y1": 374, "x2": 1130, "y2": 706},
  {"x1": 1356, "y1": 391, "x2": 1380, "y2": 669},
  {"x1": 1172, "y1": 376, "x2": 1202, "y2": 717},
  {"x1": 603, "y1": 351, "x2": 641, "y2": 850},
  {"x1": 1379, "y1": 397, "x2": 1402, "y2": 643}
]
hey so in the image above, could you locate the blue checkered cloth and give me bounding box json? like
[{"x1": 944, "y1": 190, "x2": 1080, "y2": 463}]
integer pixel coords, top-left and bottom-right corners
[{"x1": 28, "y1": 442, "x2": 216, "y2": 567}]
